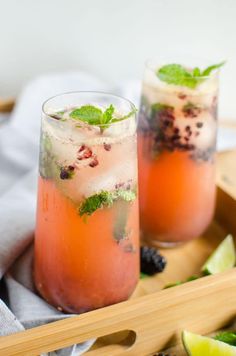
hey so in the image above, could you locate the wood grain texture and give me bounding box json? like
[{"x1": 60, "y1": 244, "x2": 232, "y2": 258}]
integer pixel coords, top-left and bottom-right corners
[
  {"x1": 1, "y1": 270, "x2": 236, "y2": 356},
  {"x1": 215, "y1": 151, "x2": 236, "y2": 238},
  {"x1": 217, "y1": 150, "x2": 236, "y2": 200}
]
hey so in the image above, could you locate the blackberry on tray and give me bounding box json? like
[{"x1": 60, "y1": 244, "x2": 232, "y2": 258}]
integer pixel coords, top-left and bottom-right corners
[{"x1": 140, "y1": 246, "x2": 167, "y2": 275}]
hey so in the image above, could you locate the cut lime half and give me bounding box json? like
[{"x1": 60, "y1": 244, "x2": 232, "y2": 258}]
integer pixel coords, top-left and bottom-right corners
[
  {"x1": 202, "y1": 235, "x2": 236, "y2": 275},
  {"x1": 182, "y1": 330, "x2": 236, "y2": 356}
]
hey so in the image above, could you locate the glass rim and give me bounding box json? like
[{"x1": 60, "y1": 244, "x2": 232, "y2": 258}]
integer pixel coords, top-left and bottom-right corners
[
  {"x1": 145, "y1": 58, "x2": 222, "y2": 80},
  {"x1": 42, "y1": 90, "x2": 137, "y2": 127}
]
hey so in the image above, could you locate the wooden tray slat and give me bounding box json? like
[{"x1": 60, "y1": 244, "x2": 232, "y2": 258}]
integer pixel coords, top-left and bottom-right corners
[{"x1": 1, "y1": 270, "x2": 236, "y2": 356}]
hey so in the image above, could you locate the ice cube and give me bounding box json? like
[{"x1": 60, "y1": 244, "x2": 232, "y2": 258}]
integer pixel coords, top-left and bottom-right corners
[
  {"x1": 175, "y1": 111, "x2": 216, "y2": 150},
  {"x1": 81, "y1": 158, "x2": 137, "y2": 198}
]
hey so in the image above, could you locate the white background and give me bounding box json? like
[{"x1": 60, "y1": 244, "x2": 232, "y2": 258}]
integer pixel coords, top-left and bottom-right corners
[{"x1": 0, "y1": 0, "x2": 236, "y2": 120}]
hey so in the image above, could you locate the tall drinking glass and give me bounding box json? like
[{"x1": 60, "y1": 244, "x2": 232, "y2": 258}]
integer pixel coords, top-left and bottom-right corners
[
  {"x1": 34, "y1": 92, "x2": 139, "y2": 313},
  {"x1": 138, "y1": 58, "x2": 221, "y2": 247}
]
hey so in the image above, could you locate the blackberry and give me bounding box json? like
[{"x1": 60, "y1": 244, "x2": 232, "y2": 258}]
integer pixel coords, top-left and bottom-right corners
[
  {"x1": 182, "y1": 102, "x2": 201, "y2": 118},
  {"x1": 60, "y1": 165, "x2": 75, "y2": 180},
  {"x1": 60, "y1": 169, "x2": 70, "y2": 180},
  {"x1": 140, "y1": 246, "x2": 167, "y2": 275}
]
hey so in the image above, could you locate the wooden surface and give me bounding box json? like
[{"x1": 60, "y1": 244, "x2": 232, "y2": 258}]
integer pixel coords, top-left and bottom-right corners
[
  {"x1": 1, "y1": 271, "x2": 236, "y2": 356},
  {"x1": 217, "y1": 150, "x2": 236, "y2": 200},
  {"x1": 0, "y1": 151, "x2": 235, "y2": 355}
]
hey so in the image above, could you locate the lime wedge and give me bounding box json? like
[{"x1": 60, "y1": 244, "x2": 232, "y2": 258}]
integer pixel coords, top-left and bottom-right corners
[
  {"x1": 182, "y1": 330, "x2": 236, "y2": 356},
  {"x1": 202, "y1": 235, "x2": 236, "y2": 275}
]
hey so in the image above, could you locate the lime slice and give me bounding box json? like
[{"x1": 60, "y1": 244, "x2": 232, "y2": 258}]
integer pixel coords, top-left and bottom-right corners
[
  {"x1": 182, "y1": 330, "x2": 236, "y2": 356},
  {"x1": 202, "y1": 235, "x2": 236, "y2": 275}
]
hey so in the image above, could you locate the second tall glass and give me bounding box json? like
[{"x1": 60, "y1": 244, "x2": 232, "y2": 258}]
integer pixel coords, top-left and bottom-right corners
[{"x1": 138, "y1": 59, "x2": 220, "y2": 247}]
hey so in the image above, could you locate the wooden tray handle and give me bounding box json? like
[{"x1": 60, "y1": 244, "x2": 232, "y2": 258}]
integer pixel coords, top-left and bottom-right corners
[
  {"x1": 1, "y1": 271, "x2": 236, "y2": 356},
  {"x1": 0, "y1": 98, "x2": 15, "y2": 113}
]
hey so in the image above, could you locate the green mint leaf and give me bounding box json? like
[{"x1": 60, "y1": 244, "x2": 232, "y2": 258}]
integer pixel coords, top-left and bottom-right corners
[
  {"x1": 70, "y1": 104, "x2": 136, "y2": 132},
  {"x1": 214, "y1": 332, "x2": 236, "y2": 346},
  {"x1": 79, "y1": 188, "x2": 136, "y2": 216},
  {"x1": 70, "y1": 105, "x2": 103, "y2": 125},
  {"x1": 157, "y1": 64, "x2": 198, "y2": 89},
  {"x1": 111, "y1": 107, "x2": 137, "y2": 124},
  {"x1": 192, "y1": 67, "x2": 201, "y2": 77},
  {"x1": 157, "y1": 61, "x2": 225, "y2": 89},
  {"x1": 79, "y1": 191, "x2": 113, "y2": 216},
  {"x1": 102, "y1": 104, "x2": 115, "y2": 124},
  {"x1": 201, "y1": 61, "x2": 225, "y2": 76}
]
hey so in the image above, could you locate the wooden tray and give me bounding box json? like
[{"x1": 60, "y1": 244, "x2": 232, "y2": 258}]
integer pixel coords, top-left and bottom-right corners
[{"x1": 0, "y1": 99, "x2": 236, "y2": 355}]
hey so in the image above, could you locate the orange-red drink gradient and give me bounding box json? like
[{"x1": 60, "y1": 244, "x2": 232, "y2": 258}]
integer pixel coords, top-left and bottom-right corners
[
  {"x1": 35, "y1": 177, "x2": 139, "y2": 313},
  {"x1": 138, "y1": 143, "x2": 215, "y2": 244}
]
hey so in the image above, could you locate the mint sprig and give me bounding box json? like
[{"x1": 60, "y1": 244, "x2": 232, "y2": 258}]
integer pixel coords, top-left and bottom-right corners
[
  {"x1": 214, "y1": 332, "x2": 236, "y2": 346},
  {"x1": 156, "y1": 62, "x2": 225, "y2": 89},
  {"x1": 70, "y1": 104, "x2": 136, "y2": 132},
  {"x1": 79, "y1": 189, "x2": 136, "y2": 216}
]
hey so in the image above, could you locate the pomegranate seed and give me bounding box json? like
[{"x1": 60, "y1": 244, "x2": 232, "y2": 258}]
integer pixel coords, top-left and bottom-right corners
[
  {"x1": 77, "y1": 145, "x2": 92, "y2": 160},
  {"x1": 89, "y1": 157, "x2": 99, "y2": 168},
  {"x1": 78, "y1": 145, "x2": 85, "y2": 152},
  {"x1": 178, "y1": 93, "x2": 187, "y2": 100},
  {"x1": 103, "y1": 143, "x2": 111, "y2": 151}
]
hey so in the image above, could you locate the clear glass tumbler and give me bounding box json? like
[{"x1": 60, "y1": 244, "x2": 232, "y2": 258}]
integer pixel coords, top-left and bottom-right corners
[
  {"x1": 138, "y1": 58, "x2": 221, "y2": 247},
  {"x1": 34, "y1": 92, "x2": 139, "y2": 313}
]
